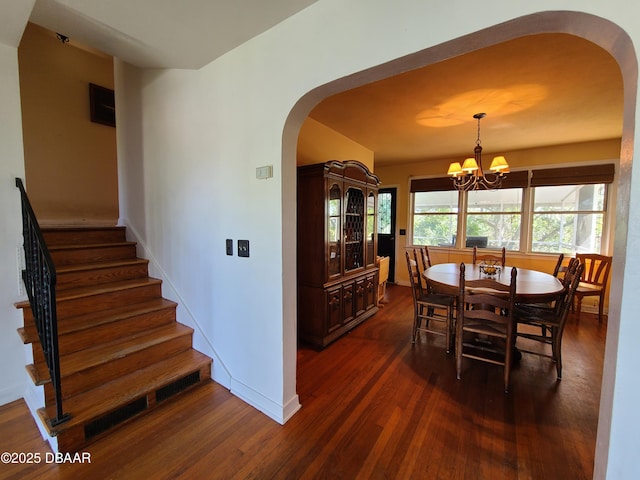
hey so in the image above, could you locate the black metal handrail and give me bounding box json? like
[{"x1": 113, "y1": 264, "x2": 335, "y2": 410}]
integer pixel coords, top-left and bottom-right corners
[{"x1": 15, "y1": 178, "x2": 70, "y2": 427}]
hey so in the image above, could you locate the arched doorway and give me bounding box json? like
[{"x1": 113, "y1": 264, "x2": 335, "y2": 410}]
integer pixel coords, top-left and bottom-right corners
[{"x1": 283, "y1": 11, "x2": 636, "y2": 476}]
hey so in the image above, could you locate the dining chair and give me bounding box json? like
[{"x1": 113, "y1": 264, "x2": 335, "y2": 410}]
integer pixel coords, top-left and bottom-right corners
[
  {"x1": 376, "y1": 255, "x2": 390, "y2": 307},
  {"x1": 472, "y1": 246, "x2": 506, "y2": 267},
  {"x1": 574, "y1": 253, "x2": 612, "y2": 323},
  {"x1": 418, "y1": 245, "x2": 432, "y2": 272},
  {"x1": 405, "y1": 251, "x2": 455, "y2": 352},
  {"x1": 517, "y1": 256, "x2": 576, "y2": 311},
  {"x1": 514, "y1": 261, "x2": 584, "y2": 379},
  {"x1": 553, "y1": 253, "x2": 565, "y2": 277},
  {"x1": 456, "y1": 262, "x2": 517, "y2": 393}
]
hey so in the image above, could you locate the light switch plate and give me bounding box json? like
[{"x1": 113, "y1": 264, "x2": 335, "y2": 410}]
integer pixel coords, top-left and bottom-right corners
[
  {"x1": 226, "y1": 239, "x2": 233, "y2": 256},
  {"x1": 238, "y1": 239, "x2": 250, "y2": 257}
]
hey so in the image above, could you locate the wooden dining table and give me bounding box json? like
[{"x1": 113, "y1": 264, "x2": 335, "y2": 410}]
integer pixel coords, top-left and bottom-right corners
[{"x1": 423, "y1": 263, "x2": 564, "y2": 303}]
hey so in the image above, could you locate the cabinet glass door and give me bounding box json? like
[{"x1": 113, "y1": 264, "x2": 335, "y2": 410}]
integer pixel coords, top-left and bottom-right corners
[
  {"x1": 366, "y1": 191, "x2": 376, "y2": 267},
  {"x1": 345, "y1": 187, "x2": 364, "y2": 271},
  {"x1": 328, "y1": 183, "x2": 342, "y2": 277}
]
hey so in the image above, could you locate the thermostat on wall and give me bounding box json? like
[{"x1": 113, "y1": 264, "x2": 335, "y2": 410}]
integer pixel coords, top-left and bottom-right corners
[{"x1": 256, "y1": 165, "x2": 273, "y2": 179}]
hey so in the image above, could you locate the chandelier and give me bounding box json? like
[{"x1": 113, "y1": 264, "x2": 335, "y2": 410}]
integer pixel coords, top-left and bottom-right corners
[{"x1": 447, "y1": 113, "x2": 509, "y2": 190}]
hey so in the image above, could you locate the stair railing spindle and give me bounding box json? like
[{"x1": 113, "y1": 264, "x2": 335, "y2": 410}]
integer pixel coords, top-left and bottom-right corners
[{"x1": 15, "y1": 178, "x2": 70, "y2": 427}]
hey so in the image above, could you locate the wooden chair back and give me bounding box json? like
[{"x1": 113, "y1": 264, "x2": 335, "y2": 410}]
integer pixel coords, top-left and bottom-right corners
[
  {"x1": 574, "y1": 253, "x2": 612, "y2": 323},
  {"x1": 472, "y1": 246, "x2": 506, "y2": 267},
  {"x1": 405, "y1": 251, "x2": 423, "y2": 301},
  {"x1": 419, "y1": 246, "x2": 432, "y2": 271},
  {"x1": 576, "y1": 253, "x2": 612, "y2": 289},
  {"x1": 456, "y1": 263, "x2": 517, "y2": 392},
  {"x1": 560, "y1": 257, "x2": 580, "y2": 288},
  {"x1": 553, "y1": 253, "x2": 565, "y2": 277}
]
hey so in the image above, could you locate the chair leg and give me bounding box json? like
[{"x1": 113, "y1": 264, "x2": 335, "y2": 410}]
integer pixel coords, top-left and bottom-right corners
[
  {"x1": 504, "y1": 334, "x2": 513, "y2": 394},
  {"x1": 445, "y1": 307, "x2": 452, "y2": 354},
  {"x1": 598, "y1": 293, "x2": 604, "y2": 323},
  {"x1": 576, "y1": 296, "x2": 583, "y2": 321},
  {"x1": 455, "y1": 323, "x2": 463, "y2": 379},
  {"x1": 412, "y1": 313, "x2": 418, "y2": 343},
  {"x1": 553, "y1": 328, "x2": 563, "y2": 379}
]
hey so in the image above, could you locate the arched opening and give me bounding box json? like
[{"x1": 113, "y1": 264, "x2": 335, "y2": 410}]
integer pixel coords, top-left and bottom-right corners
[{"x1": 282, "y1": 11, "x2": 636, "y2": 475}]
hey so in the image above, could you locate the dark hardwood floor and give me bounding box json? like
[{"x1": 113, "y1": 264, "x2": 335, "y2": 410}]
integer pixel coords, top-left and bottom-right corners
[{"x1": 0, "y1": 284, "x2": 605, "y2": 479}]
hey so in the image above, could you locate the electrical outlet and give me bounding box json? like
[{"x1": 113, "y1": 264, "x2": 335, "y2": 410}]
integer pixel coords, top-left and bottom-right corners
[
  {"x1": 226, "y1": 239, "x2": 233, "y2": 256},
  {"x1": 238, "y1": 239, "x2": 250, "y2": 258}
]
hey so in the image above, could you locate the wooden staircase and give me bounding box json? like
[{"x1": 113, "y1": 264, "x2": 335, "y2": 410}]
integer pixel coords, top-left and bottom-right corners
[{"x1": 15, "y1": 226, "x2": 212, "y2": 452}]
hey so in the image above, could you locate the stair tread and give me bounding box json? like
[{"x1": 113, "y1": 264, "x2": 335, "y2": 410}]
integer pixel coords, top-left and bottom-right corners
[
  {"x1": 54, "y1": 277, "x2": 162, "y2": 303},
  {"x1": 57, "y1": 258, "x2": 149, "y2": 274},
  {"x1": 40, "y1": 350, "x2": 211, "y2": 433},
  {"x1": 34, "y1": 323, "x2": 194, "y2": 378},
  {"x1": 15, "y1": 277, "x2": 163, "y2": 311},
  {"x1": 43, "y1": 226, "x2": 125, "y2": 232},
  {"x1": 20, "y1": 298, "x2": 177, "y2": 342},
  {"x1": 48, "y1": 241, "x2": 137, "y2": 252}
]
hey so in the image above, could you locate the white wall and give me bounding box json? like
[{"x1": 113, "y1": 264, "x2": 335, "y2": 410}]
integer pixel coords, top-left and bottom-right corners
[
  {"x1": 113, "y1": 4, "x2": 640, "y2": 479},
  {"x1": 0, "y1": 1, "x2": 630, "y2": 478},
  {"x1": 0, "y1": 42, "x2": 28, "y2": 404}
]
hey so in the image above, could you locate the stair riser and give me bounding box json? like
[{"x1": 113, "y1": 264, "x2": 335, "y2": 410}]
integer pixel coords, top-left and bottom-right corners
[
  {"x1": 56, "y1": 262, "x2": 149, "y2": 291},
  {"x1": 22, "y1": 284, "x2": 163, "y2": 321},
  {"x1": 43, "y1": 227, "x2": 127, "y2": 246},
  {"x1": 51, "y1": 244, "x2": 137, "y2": 267},
  {"x1": 18, "y1": 226, "x2": 213, "y2": 453},
  {"x1": 53, "y1": 364, "x2": 212, "y2": 453},
  {"x1": 43, "y1": 332, "x2": 194, "y2": 404},
  {"x1": 29, "y1": 307, "x2": 177, "y2": 360}
]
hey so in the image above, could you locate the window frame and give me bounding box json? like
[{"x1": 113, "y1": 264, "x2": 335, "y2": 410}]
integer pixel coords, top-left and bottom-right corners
[
  {"x1": 528, "y1": 183, "x2": 608, "y2": 254},
  {"x1": 408, "y1": 163, "x2": 615, "y2": 256},
  {"x1": 464, "y1": 187, "x2": 525, "y2": 251}
]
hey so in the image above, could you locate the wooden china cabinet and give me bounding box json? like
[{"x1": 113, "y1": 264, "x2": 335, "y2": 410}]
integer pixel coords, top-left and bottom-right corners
[{"x1": 297, "y1": 160, "x2": 381, "y2": 348}]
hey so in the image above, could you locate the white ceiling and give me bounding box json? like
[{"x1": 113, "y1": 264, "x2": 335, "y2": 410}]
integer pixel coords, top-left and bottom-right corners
[{"x1": 26, "y1": 0, "x2": 318, "y2": 69}]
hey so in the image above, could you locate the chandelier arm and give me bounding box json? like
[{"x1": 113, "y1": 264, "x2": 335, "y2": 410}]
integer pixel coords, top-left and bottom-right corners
[
  {"x1": 452, "y1": 171, "x2": 505, "y2": 191},
  {"x1": 448, "y1": 113, "x2": 508, "y2": 191}
]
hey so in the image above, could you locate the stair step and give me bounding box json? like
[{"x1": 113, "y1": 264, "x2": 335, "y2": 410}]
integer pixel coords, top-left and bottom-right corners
[
  {"x1": 17, "y1": 278, "x2": 164, "y2": 319},
  {"x1": 33, "y1": 323, "x2": 194, "y2": 402},
  {"x1": 20, "y1": 298, "x2": 178, "y2": 355},
  {"x1": 42, "y1": 226, "x2": 127, "y2": 246},
  {"x1": 49, "y1": 242, "x2": 138, "y2": 267},
  {"x1": 37, "y1": 349, "x2": 212, "y2": 452},
  {"x1": 17, "y1": 224, "x2": 213, "y2": 453},
  {"x1": 56, "y1": 258, "x2": 150, "y2": 291}
]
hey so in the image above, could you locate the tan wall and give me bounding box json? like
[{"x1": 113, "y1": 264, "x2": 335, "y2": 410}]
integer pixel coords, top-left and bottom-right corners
[
  {"x1": 375, "y1": 138, "x2": 620, "y2": 313},
  {"x1": 297, "y1": 117, "x2": 374, "y2": 170},
  {"x1": 18, "y1": 23, "x2": 118, "y2": 225}
]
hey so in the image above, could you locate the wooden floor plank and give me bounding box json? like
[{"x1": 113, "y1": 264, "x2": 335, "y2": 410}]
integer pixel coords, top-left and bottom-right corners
[{"x1": 0, "y1": 284, "x2": 603, "y2": 479}]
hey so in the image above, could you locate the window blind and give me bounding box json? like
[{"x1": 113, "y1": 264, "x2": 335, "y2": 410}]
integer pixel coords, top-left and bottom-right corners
[{"x1": 530, "y1": 164, "x2": 615, "y2": 187}]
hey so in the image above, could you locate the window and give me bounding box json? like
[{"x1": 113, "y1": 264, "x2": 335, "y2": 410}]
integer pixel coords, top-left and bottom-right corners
[
  {"x1": 409, "y1": 163, "x2": 614, "y2": 255},
  {"x1": 378, "y1": 191, "x2": 392, "y2": 234},
  {"x1": 466, "y1": 188, "x2": 523, "y2": 250},
  {"x1": 531, "y1": 184, "x2": 606, "y2": 254},
  {"x1": 412, "y1": 190, "x2": 458, "y2": 246}
]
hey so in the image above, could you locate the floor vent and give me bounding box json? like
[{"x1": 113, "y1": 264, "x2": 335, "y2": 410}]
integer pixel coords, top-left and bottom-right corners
[
  {"x1": 84, "y1": 397, "x2": 148, "y2": 440},
  {"x1": 156, "y1": 371, "x2": 200, "y2": 402}
]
